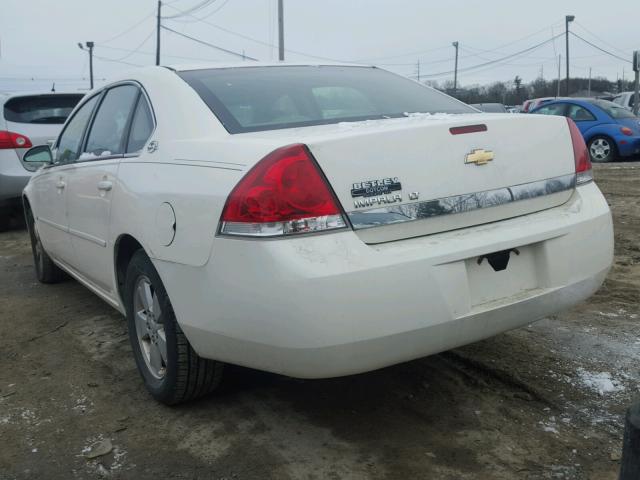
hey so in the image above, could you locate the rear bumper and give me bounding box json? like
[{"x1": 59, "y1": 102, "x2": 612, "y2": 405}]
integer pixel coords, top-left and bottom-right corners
[
  {"x1": 0, "y1": 149, "x2": 31, "y2": 203},
  {"x1": 154, "y1": 182, "x2": 613, "y2": 378},
  {"x1": 617, "y1": 136, "x2": 640, "y2": 157}
]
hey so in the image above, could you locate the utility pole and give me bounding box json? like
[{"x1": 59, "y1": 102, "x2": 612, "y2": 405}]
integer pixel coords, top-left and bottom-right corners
[
  {"x1": 588, "y1": 67, "x2": 592, "y2": 97},
  {"x1": 278, "y1": 0, "x2": 284, "y2": 61},
  {"x1": 452, "y1": 41, "x2": 459, "y2": 95},
  {"x1": 557, "y1": 54, "x2": 561, "y2": 98},
  {"x1": 633, "y1": 51, "x2": 639, "y2": 116},
  {"x1": 77, "y1": 41, "x2": 95, "y2": 89},
  {"x1": 416, "y1": 60, "x2": 420, "y2": 83},
  {"x1": 156, "y1": 0, "x2": 161, "y2": 66},
  {"x1": 565, "y1": 15, "x2": 575, "y2": 96}
]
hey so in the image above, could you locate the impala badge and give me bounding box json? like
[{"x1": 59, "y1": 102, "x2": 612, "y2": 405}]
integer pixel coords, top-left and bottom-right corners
[{"x1": 465, "y1": 148, "x2": 494, "y2": 166}]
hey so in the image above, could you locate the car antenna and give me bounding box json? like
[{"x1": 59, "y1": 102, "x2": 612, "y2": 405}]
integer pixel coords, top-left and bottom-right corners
[{"x1": 51, "y1": 82, "x2": 56, "y2": 93}]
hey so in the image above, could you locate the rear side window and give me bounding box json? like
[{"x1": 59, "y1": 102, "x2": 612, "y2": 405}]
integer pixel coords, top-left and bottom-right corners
[
  {"x1": 533, "y1": 104, "x2": 566, "y2": 116},
  {"x1": 4, "y1": 94, "x2": 83, "y2": 124},
  {"x1": 592, "y1": 100, "x2": 636, "y2": 119},
  {"x1": 55, "y1": 95, "x2": 100, "y2": 164},
  {"x1": 179, "y1": 66, "x2": 474, "y2": 133},
  {"x1": 567, "y1": 104, "x2": 596, "y2": 122},
  {"x1": 84, "y1": 85, "x2": 139, "y2": 157},
  {"x1": 126, "y1": 97, "x2": 154, "y2": 153}
]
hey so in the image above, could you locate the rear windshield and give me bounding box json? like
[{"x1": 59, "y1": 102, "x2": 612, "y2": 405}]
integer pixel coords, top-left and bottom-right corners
[
  {"x1": 4, "y1": 94, "x2": 84, "y2": 124},
  {"x1": 178, "y1": 66, "x2": 474, "y2": 133},
  {"x1": 591, "y1": 99, "x2": 636, "y2": 119},
  {"x1": 471, "y1": 103, "x2": 507, "y2": 113}
]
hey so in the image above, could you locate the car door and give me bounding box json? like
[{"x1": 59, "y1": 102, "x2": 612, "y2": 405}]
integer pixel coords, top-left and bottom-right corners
[
  {"x1": 565, "y1": 103, "x2": 599, "y2": 136},
  {"x1": 29, "y1": 94, "x2": 100, "y2": 265},
  {"x1": 64, "y1": 84, "x2": 140, "y2": 293}
]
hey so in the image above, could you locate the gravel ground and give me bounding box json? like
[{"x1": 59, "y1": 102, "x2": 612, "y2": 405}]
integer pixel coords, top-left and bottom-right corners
[{"x1": 0, "y1": 163, "x2": 638, "y2": 480}]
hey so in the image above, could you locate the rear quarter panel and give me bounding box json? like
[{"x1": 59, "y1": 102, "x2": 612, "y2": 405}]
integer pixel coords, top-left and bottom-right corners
[{"x1": 112, "y1": 158, "x2": 244, "y2": 267}]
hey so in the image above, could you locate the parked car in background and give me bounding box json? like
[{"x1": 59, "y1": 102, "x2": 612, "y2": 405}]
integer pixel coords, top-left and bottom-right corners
[
  {"x1": 0, "y1": 91, "x2": 84, "y2": 229},
  {"x1": 530, "y1": 98, "x2": 640, "y2": 162},
  {"x1": 612, "y1": 91, "x2": 637, "y2": 112},
  {"x1": 21, "y1": 64, "x2": 612, "y2": 405},
  {"x1": 470, "y1": 103, "x2": 508, "y2": 113},
  {"x1": 522, "y1": 97, "x2": 558, "y2": 113}
]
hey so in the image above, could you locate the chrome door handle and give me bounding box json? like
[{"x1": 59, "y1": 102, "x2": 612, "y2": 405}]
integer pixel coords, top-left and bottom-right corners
[
  {"x1": 97, "y1": 180, "x2": 113, "y2": 191},
  {"x1": 55, "y1": 180, "x2": 66, "y2": 189}
]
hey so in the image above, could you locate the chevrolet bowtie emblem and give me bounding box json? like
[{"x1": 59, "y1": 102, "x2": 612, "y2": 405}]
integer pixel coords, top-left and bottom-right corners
[{"x1": 465, "y1": 149, "x2": 494, "y2": 166}]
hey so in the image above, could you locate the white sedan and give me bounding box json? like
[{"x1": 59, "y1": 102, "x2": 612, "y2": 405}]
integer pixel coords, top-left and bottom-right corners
[{"x1": 21, "y1": 64, "x2": 613, "y2": 404}]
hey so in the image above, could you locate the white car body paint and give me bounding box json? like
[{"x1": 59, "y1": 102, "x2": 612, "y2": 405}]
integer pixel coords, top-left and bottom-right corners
[{"x1": 23, "y1": 64, "x2": 614, "y2": 378}]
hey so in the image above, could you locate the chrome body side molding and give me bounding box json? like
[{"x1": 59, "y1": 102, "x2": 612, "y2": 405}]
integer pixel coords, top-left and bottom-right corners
[{"x1": 348, "y1": 173, "x2": 577, "y2": 230}]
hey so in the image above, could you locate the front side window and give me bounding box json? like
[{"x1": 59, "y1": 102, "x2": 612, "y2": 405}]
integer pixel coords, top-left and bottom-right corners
[
  {"x1": 83, "y1": 85, "x2": 139, "y2": 158},
  {"x1": 126, "y1": 96, "x2": 154, "y2": 153},
  {"x1": 567, "y1": 104, "x2": 596, "y2": 122},
  {"x1": 179, "y1": 66, "x2": 474, "y2": 133},
  {"x1": 54, "y1": 95, "x2": 100, "y2": 164}
]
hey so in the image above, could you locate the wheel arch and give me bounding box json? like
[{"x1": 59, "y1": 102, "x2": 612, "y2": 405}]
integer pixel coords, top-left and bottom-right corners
[{"x1": 114, "y1": 233, "x2": 147, "y2": 305}]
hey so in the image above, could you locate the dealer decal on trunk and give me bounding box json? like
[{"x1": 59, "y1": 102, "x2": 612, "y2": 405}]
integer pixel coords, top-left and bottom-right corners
[{"x1": 351, "y1": 177, "x2": 404, "y2": 208}]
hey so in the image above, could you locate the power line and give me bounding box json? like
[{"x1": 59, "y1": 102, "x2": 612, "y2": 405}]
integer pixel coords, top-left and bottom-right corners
[
  {"x1": 162, "y1": 2, "x2": 347, "y2": 62},
  {"x1": 411, "y1": 34, "x2": 563, "y2": 79},
  {"x1": 569, "y1": 32, "x2": 631, "y2": 64},
  {"x1": 99, "y1": 10, "x2": 155, "y2": 44},
  {"x1": 573, "y1": 22, "x2": 632, "y2": 57},
  {"x1": 93, "y1": 54, "x2": 143, "y2": 67},
  {"x1": 94, "y1": 43, "x2": 224, "y2": 63},
  {"x1": 166, "y1": 0, "x2": 231, "y2": 22},
  {"x1": 162, "y1": 0, "x2": 218, "y2": 19},
  {"x1": 161, "y1": 25, "x2": 258, "y2": 60},
  {"x1": 101, "y1": 31, "x2": 155, "y2": 62}
]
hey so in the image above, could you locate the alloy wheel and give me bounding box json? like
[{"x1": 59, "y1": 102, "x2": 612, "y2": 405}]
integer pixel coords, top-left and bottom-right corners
[
  {"x1": 133, "y1": 276, "x2": 167, "y2": 379},
  {"x1": 590, "y1": 138, "x2": 611, "y2": 162}
]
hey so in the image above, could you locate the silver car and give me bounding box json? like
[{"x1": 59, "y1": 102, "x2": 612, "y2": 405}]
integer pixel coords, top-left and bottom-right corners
[{"x1": 0, "y1": 91, "x2": 83, "y2": 229}]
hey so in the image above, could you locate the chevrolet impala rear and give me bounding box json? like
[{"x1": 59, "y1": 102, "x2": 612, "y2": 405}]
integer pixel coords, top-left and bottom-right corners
[
  {"x1": 164, "y1": 65, "x2": 613, "y2": 378},
  {"x1": 23, "y1": 64, "x2": 613, "y2": 404}
]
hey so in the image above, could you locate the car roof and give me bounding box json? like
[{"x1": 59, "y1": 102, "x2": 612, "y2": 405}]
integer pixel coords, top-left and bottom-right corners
[{"x1": 167, "y1": 61, "x2": 371, "y2": 72}]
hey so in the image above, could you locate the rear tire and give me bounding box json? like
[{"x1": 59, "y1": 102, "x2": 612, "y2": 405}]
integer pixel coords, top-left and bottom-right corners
[
  {"x1": 124, "y1": 250, "x2": 223, "y2": 405},
  {"x1": 25, "y1": 207, "x2": 66, "y2": 284},
  {"x1": 588, "y1": 136, "x2": 617, "y2": 163}
]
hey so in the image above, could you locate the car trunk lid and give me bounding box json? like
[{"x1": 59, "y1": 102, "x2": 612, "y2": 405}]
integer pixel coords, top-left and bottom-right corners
[
  {"x1": 303, "y1": 113, "x2": 576, "y2": 243},
  {"x1": 232, "y1": 113, "x2": 577, "y2": 244}
]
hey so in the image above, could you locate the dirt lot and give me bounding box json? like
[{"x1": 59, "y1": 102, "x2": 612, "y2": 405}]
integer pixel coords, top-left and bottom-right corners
[{"x1": 1, "y1": 163, "x2": 638, "y2": 480}]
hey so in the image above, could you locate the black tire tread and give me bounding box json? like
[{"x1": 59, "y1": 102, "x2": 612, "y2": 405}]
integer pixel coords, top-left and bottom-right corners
[
  {"x1": 167, "y1": 300, "x2": 223, "y2": 404},
  {"x1": 126, "y1": 250, "x2": 223, "y2": 405},
  {"x1": 25, "y1": 207, "x2": 65, "y2": 284}
]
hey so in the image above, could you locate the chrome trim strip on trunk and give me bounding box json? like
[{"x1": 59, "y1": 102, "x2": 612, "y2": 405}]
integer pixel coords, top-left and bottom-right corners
[{"x1": 347, "y1": 173, "x2": 576, "y2": 230}]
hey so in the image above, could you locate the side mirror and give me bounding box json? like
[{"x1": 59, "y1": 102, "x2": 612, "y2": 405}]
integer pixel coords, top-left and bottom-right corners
[{"x1": 23, "y1": 145, "x2": 53, "y2": 164}]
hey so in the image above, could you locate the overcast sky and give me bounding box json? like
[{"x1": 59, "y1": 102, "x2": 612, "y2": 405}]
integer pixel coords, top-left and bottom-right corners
[{"x1": 1, "y1": 0, "x2": 638, "y2": 92}]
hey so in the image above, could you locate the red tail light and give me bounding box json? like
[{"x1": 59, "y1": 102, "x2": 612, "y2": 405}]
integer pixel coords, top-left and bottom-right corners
[
  {"x1": 566, "y1": 118, "x2": 592, "y2": 185},
  {"x1": 220, "y1": 144, "x2": 347, "y2": 237},
  {"x1": 0, "y1": 130, "x2": 33, "y2": 150},
  {"x1": 620, "y1": 126, "x2": 633, "y2": 136}
]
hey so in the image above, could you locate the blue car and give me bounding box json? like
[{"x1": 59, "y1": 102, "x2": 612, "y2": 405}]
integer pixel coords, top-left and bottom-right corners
[{"x1": 530, "y1": 98, "x2": 640, "y2": 162}]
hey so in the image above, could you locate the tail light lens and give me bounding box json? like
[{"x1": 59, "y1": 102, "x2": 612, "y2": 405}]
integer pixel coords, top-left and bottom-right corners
[
  {"x1": 0, "y1": 130, "x2": 33, "y2": 150},
  {"x1": 220, "y1": 144, "x2": 347, "y2": 237},
  {"x1": 566, "y1": 118, "x2": 592, "y2": 185},
  {"x1": 620, "y1": 126, "x2": 633, "y2": 136}
]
